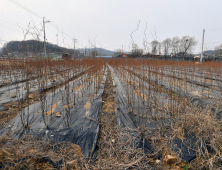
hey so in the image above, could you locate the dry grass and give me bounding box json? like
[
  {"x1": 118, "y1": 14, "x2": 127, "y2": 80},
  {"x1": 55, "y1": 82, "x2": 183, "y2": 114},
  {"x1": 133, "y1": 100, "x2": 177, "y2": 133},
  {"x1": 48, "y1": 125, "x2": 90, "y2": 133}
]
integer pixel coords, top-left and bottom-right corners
[
  {"x1": 172, "y1": 100, "x2": 222, "y2": 169},
  {"x1": 0, "y1": 135, "x2": 86, "y2": 170},
  {"x1": 93, "y1": 68, "x2": 157, "y2": 170},
  {"x1": 1, "y1": 59, "x2": 222, "y2": 169},
  {"x1": 107, "y1": 58, "x2": 222, "y2": 169}
]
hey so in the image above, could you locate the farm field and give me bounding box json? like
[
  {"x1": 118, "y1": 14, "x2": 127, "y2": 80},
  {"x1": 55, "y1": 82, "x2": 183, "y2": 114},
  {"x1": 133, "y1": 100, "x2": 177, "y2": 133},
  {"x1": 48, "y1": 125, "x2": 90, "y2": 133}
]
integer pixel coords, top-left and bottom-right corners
[{"x1": 0, "y1": 58, "x2": 222, "y2": 169}]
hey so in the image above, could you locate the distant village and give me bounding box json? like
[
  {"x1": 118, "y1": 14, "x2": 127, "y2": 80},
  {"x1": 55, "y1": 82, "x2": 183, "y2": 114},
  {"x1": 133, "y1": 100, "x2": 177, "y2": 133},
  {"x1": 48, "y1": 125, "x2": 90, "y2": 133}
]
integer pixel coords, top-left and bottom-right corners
[
  {"x1": 1, "y1": 50, "x2": 222, "y2": 62},
  {"x1": 1, "y1": 40, "x2": 222, "y2": 62},
  {"x1": 113, "y1": 52, "x2": 222, "y2": 62}
]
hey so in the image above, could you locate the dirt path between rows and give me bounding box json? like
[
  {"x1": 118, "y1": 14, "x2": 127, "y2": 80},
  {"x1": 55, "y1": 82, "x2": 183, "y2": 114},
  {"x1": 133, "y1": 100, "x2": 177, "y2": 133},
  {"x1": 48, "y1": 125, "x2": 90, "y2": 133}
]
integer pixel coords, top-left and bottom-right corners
[
  {"x1": 93, "y1": 66, "x2": 157, "y2": 170},
  {"x1": 94, "y1": 66, "x2": 121, "y2": 168}
]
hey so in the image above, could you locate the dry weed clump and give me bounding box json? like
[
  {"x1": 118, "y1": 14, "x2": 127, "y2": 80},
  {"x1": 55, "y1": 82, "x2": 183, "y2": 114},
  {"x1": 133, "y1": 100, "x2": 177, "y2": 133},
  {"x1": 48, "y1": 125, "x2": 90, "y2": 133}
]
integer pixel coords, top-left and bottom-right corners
[
  {"x1": 94, "y1": 111, "x2": 157, "y2": 170},
  {"x1": 0, "y1": 135, "x2": 86, "y2": 170},
  {"x1": 107, "y1": 58, "x2": 222, "y2": 169},
  {"x1": 171, "y1": 100, "x2": 222, "y2": 169}
]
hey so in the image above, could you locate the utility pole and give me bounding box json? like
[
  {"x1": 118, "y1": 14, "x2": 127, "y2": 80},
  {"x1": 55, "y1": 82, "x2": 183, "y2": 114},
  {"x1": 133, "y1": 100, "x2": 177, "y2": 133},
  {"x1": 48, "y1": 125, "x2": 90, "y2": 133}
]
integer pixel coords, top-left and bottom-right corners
[
  {"x1": 200, "y1": 29, "x2": 205, "y2": 62},
  {"x1": 43, "y1": 17, "x2": 50, "y2": 58},
  {"x1": 43, "y1": 18, "x2": 46, "y2": 58},
  {"x1": 56, "y1": 34, "x2": 58, "y2": 60},
  {"x1": 85, "y1": 47, "x2": 86, "y2": 57},
  {"x1": 122, "y1": 45, "x2": 123, "y2": 57},
  {"x1": 73, "y1": 38, "x2": 77, "y2": 59}
]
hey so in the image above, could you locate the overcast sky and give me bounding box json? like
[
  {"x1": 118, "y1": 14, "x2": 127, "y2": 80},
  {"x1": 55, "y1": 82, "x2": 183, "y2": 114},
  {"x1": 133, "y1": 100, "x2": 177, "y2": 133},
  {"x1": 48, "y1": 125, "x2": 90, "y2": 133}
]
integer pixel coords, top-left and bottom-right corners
[{"x1": 1, "y1": 0, "x2": 222, "y2": 53}]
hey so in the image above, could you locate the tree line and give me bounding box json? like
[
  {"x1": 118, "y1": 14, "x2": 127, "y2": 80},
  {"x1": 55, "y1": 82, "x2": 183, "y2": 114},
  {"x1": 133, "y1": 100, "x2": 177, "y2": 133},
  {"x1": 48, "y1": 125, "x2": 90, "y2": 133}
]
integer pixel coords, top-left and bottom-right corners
[{"x1": 114, "y1": 35, "x2": 198, "y2": 57}]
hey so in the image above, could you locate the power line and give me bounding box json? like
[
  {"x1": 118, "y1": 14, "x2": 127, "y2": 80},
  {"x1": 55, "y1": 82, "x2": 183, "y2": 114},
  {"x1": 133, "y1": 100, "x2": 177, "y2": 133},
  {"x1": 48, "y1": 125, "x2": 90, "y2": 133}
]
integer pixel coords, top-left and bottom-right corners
[
  {"x1": 206, "y1": 27, "x2": 222, "y2": 31},
  {"x1": 196, "y1": 41, "x2": 222, "y2": 45},
  {"x1": 6, "y1": 0, "x2": 89, "y2": 51},
  {"x1": 8, "y1": 0, "x2": 42, "y2": 19},
  {"x1": 0, "y1": 19, "x2": 19, "y2": 28},
  {"x1": 50, "y1": 22, "x2": 73, "y2": 40},
  {"x1": 0, "y1": 23, "x2": 22, "y2": 32},
  {"x1": 101, "y1": 44, "x2": 129, "y2": 48},
  {"x1": 8, "y1": 0, "x2": 74, "y2": 42}
]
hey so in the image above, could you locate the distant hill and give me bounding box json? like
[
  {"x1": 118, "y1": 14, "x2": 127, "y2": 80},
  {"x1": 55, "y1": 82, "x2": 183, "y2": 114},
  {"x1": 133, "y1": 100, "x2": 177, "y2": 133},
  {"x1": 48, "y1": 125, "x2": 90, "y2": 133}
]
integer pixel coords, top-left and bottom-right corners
[
  {"x1": 78, "y1": 48, "x2": 114, "y2": 56},
  {"x1": 1, "y1": 40, "x2": 114, "y2": 56},
  {"x1": 95, "y1": 48, "x2": 114, "y2": 56},
  {"x1": 1, "y1": 40, "x2": 73, "y2": 55},
  {"x1": 198, "y1": 50, "x2": 221, "y2": 55},
  {"x1": 203, "y1": 50, "x2": 215, "y2": 55}
]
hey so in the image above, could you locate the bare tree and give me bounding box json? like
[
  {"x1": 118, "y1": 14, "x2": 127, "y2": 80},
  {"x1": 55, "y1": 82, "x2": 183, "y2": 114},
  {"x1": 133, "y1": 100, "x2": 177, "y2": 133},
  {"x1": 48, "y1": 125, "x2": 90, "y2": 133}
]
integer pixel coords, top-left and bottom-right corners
[
  {"x1": 215, "y1": 44, "x2": 222, "y2": 56},
  {"x1": 162, "y1": 38, "x2": 172, "y2": 55},
  {"x1": 0, "y1": 37, "x2": 5, "y2": 49},
  {"x1": 131, "y1": 44, "x2": 143, "y2": 57},
  {"x1": 91, "y1": 49, "x2": 98, "y2": 58},
  {"x1": 129, "y1": 20, "x2": 141, "y2": 52},
  {"x1": 87, "y1": 36, "x2": 98, "y2": 57},
  {"x1": 172, "y1": 36, "x2": 180, "y2": 55},
  {"x1": 179, "y1": 36, "x2": 197, "y2": 56},
  {"x1": 113, "y1": 49, "x2": 122, "y2": 57},
  {"x1": 142, "y1": 22, "x2": 150, "y2": 54},
  {"x1": 151, "y1": 40, "x2": 159, "y2": 55}
]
